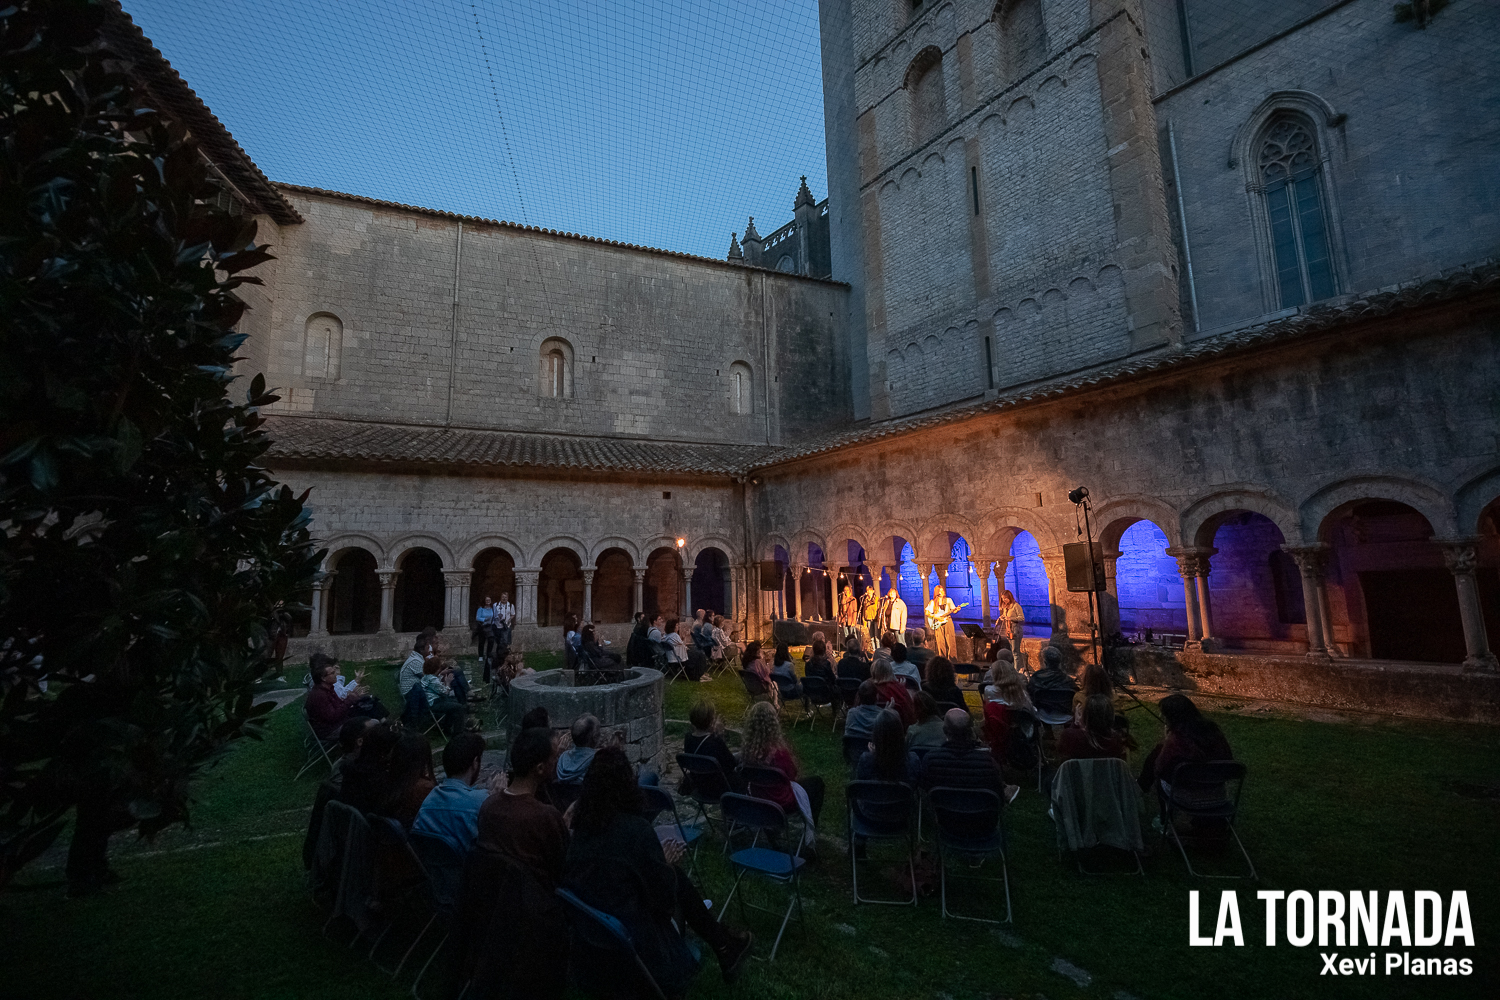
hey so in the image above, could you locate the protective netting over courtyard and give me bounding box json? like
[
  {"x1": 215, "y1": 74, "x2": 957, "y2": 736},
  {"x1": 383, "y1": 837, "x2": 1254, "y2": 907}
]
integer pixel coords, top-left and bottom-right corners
[{"x1": 120, "y1": 0, "x2": 828, "y2": 259}]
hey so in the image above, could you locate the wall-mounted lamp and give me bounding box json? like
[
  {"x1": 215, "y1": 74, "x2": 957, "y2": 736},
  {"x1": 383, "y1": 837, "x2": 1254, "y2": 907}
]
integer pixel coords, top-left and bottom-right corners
[{"x1": 675, "y1": 537, "x2": 686, "y2": 549}]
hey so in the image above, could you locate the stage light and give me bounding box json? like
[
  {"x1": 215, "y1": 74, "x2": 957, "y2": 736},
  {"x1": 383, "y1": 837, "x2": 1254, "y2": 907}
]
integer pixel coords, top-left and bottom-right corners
[{"x1": 1068, "y1": 486, "x2": 1090, "y2": 505}]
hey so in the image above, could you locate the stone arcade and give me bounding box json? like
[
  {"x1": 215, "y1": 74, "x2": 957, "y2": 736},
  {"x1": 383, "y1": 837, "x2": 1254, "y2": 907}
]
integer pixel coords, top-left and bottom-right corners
[{"x1": 104, "y1": 0, "x2": 1500, "y2": 720}]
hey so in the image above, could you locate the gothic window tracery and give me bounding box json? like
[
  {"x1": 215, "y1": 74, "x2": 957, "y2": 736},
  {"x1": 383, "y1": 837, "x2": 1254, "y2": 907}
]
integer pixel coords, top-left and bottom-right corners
[{"x1": 1258, "y1": 116, "x2": 1336, "y2": 308}]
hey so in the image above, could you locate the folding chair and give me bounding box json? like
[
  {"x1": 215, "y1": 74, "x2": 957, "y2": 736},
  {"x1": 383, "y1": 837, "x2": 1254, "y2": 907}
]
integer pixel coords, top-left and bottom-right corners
[
  {"x1": 836, "y1": 676, "x2": 862, "y2": 712},
  {"x1": 1007, "y1": 707, "x2": 1046, "y2": 792},
  {"x1": 736, "y1": 765, "x2": 811, "y2": 854},
  {"x1": 717, "y1": 793, "x2": 807, "y2": 962},
  {"x1": 676, "y1": 752, "x2": 733, "y2": 837},
  {"x1": 639, "y1": 784, "x2": 705, "y2": 878},
  {"x1": 799, "y1": 675, "x2": 840, "y2": 732},
  {"x1": 297, "y1": 711, "x2": 342, "y2": 780},
  {"x1": 404, "y1": 830, "x2": 469, "y2": 998},
  {"x1": 842, "y1": 735, "x2": 868, "y2": 769},
  {"x1": 556, "y1": 888, "x2": 668, "y2": 1000},
  {"x1": 929, "y1": 786, "x2": 1012, "y2": 923},
  {"x1": 401, "y1": 684, "x2": 448, "y2": 746},
  {"x1": 1163, "y1": 760, "x2": 1255, "y2": 879},
  {"x1": 845, "y1": 780, "x2": 917, "y2": 906},
  {"x1": 1049, "y1": 757, "x2": 1144, "y2": 876},
  {"x1": 738, "y1": 670, "x2": 776, "y2": 706}
]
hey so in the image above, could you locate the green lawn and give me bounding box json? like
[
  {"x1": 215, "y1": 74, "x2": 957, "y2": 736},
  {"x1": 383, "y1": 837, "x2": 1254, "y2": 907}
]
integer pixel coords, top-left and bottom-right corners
[{"x1": 3, "y1": 662, "x2": 1495, "y2": 1000}]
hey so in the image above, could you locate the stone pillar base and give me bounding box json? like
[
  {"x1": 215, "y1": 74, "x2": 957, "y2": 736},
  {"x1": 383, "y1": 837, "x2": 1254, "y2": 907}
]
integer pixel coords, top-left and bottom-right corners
[{"x1": 1463, "y1": 653, "x2": 1499, "y2": 673}]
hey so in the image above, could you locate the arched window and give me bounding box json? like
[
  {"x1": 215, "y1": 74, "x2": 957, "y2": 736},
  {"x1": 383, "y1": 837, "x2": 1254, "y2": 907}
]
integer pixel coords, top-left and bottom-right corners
[
  {"x1": 776, "y1": 255, "x2": 796, "y2": 273},
  {"x1": 538, "y1": 337, "x2": 574, "y2": 398},
  {"x1": 996, "y1": 0, "x2": 1046, "y2": 85},
  {"x1": 1258, "y1": 116, "x2": 1336, "y2": 308},
  {"x1": 905, "y1": 47, "x2": 946, "y2": 147},
  {"x1": 304, "y1": 312, "x2": 342, "y2": 379},
  {"x1": 729, "y1": 361, "x2": 753, "y2": 415}
]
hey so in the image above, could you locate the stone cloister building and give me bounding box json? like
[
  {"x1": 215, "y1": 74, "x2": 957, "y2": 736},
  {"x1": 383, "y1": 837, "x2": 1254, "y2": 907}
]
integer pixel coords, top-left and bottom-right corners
[{"x1": 107, "y1": 0, "x2": 1500, "y2": 718}]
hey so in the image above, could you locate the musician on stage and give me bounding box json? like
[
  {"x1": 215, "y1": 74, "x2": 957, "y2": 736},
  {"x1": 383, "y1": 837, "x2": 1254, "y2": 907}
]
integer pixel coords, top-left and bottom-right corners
[
  {"x1": 859, "y1": 587, "x2": 881, "y2": 647},
  {"x1": 838, "y1": 582, "x2": 859, "y2": 645},
  {"x1": 925, "y1": 583, "x2": 958, "y2": 658},
  {"x1": 886, "y1": 588, "x2": 908, "y2": 638},
  {"x1": 997, "y1": 589, "x2": 1025, "y2": 664}
]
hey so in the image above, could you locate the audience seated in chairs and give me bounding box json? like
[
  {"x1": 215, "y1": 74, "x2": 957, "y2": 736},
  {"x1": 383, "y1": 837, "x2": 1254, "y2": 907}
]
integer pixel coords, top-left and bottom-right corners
[
  {"x1": 378, "y1": 728, "x2": 439, "y2": 828},
  {"x1": 563, "y1": 747, "x2": 754, "y2": 996},
  {"x1": 682, "y1": 700, "x2": 744, "y2": 796},
  {"x1": 557, "y1": 713, "x2": 602, "y2": 785},
  {"x1": 842, "y1": 680, "x2": 885, "y2": 742},
  {"x1": 337, "y1": 722, "x2": 402, "y2": 816},
  {"x1": 906, "y1": 692, "x2": 946, "y2": 750},
  {"x1": 398, "y1": 627, "x2": 441, "y2": 701},
  {"x1": 577, "y1": 624, "x2": 622, "y2": 669},
  {"x1": 1057, "y1": 696, "x2": 1130, "y2": 764},
  {"x1": 625, "y1": 613, "x2": 654, "y2": 668},
  {"x1": 303, "y1": 717, "x2": 377, "y2": 870},
  {"x1": 922, "y1": 656, "x2": 968, "y2": 715},
  {"x1": 856, "y1": 710, "x2": 920, "y2": 784},
  {"x1": 1139, "y1": 694, "x2": 1234, "y2": 823},
  {"x1": 804, "y1": 638, "x2": 837, "y2": 688},
  {"x1": 904, "y1": 628, "x2": 934, "y2": 673},
  {"x1": 870, "y1": 658, "x2": 917, "y2": 727},
  {"x1": 981, "y1": 664, "x2": 1040, "y2": 771},
  {"x1": 417, "y1": 655, "x2": 470, "y2": 737},
  {"x1": 306, "y1": 654, "x2": 385, "y2": 741},
  {"x1": 769, "y1": 643, "x2": 804, "y2": 703},
  {"x1": 1027, "y1": 646, "x2": 1078, "y2": 718},
  {"x1": 890, "y1": 642, "x2": 921, "y2": 686},
  {"x1": 921, "y1": 708, "x2": 1019, "y2": 805},
  {"x1": 412, "y1": 732, "x2": 495, "y2": 856},
  {"x1": 836, "y1": 636, "x2": 871, "y2": 682},
  {"x1": 710, "y1": 614, "x2": 739, "y2": 668},
  {"x1": 740, "y1": 641, "x2": 780, "y2": 708},
  {"x1": 460, "y1": 726, "x2": 571, "y2": 999},
  {"x1": 740, "y1": 701, "x2": 825, "y2": 832},
  {"x1": 872, "y1": 632, "x2": 896, "y2": 673}
]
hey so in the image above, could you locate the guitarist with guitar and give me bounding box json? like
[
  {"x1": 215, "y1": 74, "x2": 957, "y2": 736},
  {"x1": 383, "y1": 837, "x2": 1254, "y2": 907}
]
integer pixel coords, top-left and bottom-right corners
[{"x1": 924, "y1": 583, "x2": 968, "y2": 659}]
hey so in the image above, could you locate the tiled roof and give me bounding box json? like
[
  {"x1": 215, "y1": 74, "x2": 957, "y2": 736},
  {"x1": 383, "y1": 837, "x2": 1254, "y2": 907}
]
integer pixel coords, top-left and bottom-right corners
[
  {"x1": 101, "y1": 3, "x2": 301, "y2": 225},
  {"x1": 760, "y1": 258, "x2": 1500, "y2": 467},
  {"x1": 263, "y1": 417, "x2": 782, "y2": 476},
  {"x1": 276, "y1": 185, "x2": 847, "y2": 286}
]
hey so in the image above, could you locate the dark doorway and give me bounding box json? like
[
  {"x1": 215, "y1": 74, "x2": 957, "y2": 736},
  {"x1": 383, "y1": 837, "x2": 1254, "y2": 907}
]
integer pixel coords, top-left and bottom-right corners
[
  {"x1": 1360, "y1": 569, "x2": 1465, "y2": 663},
  {"x1": 329, "y1": 548, "x2": 380, "y2": 634},
  {"x1": 692, "y1": 548, "x2": 729, "y2": 616},
  {"x1": 395, "y1": 548, "x2": 444, "y2": 633}
]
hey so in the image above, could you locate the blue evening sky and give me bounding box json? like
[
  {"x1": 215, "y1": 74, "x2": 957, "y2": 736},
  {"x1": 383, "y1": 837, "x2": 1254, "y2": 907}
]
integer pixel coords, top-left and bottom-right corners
[{"x1": 121, "y1": 0, "x2": 828, "y2": 259}]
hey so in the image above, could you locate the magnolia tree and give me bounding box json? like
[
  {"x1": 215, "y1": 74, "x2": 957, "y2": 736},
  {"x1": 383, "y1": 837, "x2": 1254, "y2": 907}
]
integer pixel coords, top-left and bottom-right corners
[{"x1": 0, "y1": 0, "x2": 321, "y2": 892}]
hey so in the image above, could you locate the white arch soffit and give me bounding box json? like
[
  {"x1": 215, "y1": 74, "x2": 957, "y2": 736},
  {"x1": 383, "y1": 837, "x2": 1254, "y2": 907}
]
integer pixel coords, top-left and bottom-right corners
[
  {"x1": 686, "y1": 534, "x2": 739, "y2": 565},
  {"x1": 588, "y1": 536, "x2": 643, "y2": 566},
  {"x1": 1178, "y1": 488, "x2": 1300, "y2": 548},
  {"x1": 320, "y1": 533, "x2": 387, "y2": 571},
  {"x1": 1452, "y1": 464, "x2": 1500, "y2": 536},
  {"x1": 457, "y1": 534, "x2": 525, "y2": 568},
  {"x1": 1299, "y1": 474, "x2": 1457, "y2": 541},
  {"x1": 386, "y1": 533, "x2": 454, "y2": 570},
  {"x1": 528, "y1": 535, "x2": 590, "y2": 567},
  {"x1": 975, "y1": 507, "x2": 1062, "y2": 556},
  {"x1": 1090, "y1": 495, "x2": 1185, "y2": 551}
]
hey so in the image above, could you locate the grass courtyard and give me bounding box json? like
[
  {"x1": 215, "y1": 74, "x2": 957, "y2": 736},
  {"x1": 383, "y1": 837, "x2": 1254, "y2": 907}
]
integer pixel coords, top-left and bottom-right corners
[{"x1": 2, "y1": 658, "x2": 1495, "y2": 1000}]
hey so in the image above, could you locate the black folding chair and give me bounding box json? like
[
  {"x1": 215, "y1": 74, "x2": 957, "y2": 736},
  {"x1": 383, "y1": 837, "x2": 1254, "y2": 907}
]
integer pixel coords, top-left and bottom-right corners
[
  {"x1": 836, "y1": 676, "x2": 863, "y2": 711},
  {"x1": 845, "y1": 780, "x2": 917, "y2": 906},
  {"x1": 929, "y1": 786, "x2": 1011, "y2": 923},
  {"x1": 556, "y1": 888, "x2": 668, "y2": 1000},
  {"x1": 676, "y1": 752, "x2": 733, "y2": 837},
  {"x1": 738, "y1": 669, "x2": 776, "y2": 705},
  {"x1": 842, "y1": 734, "x2": 868, "y2": 768},
  {"x1": 717, "y1": 793, "x2": 807, "y2": 962},
  {"x1": 402, "y1": 830, "x2": 468, "y2": 997},
  {"x1": 1163, "y1": 760, "x2": 1256, "y2": 879},
  {"x1": 297, "y1": 711, "x2": 342, "y2": 780},
  {"x1": 639, "y1": 783, "x2": 706, "y2": 877},
  {"x1": 799, "y1": 675, "x2": 840, "y2": 732}
]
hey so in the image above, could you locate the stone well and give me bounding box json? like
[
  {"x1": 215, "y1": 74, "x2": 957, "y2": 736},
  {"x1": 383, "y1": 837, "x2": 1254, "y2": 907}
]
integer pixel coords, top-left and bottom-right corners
[{"x1": 508, "y1": 668, "x2": 666, "y2": 771}]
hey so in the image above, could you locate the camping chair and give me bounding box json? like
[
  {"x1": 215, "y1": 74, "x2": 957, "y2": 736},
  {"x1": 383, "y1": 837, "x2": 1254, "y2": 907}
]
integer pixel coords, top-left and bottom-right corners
[
  {"x1": 717, "y1": 793, "x2": 808, "y2": 962},
  {"x1": 1162, "y1": 760, "x2": 1255, "y2": 879},
  {"x1": 799, "y1": 675, "x2": 840, "y2": 732},
  {"x1": 676, "y1": 752, "x2": 734, "y2": 837},
  {"x1": 639, "y1": 784, "x2": 705, "y2": 878},
  {"x1": 298, "y1": 710, "x2": 342, "y2": 780},
  {"x1": 845, "y1": 780, "x2": 918, "y2": 907},
  {"x1": 1004, "y1": 707, "x2": 1046, "y2": 791},
  {"x1": 738, "y1": 669, "x2": 776, "y2": 706},
  {"x1": 1050, "y1": 757, "x2": 1144, "y2": 875},
  {"x1": 556, "y1": 887, "x2": 669, "y2": 1000},
  {"x1": 929, "y1": 786, "x2": 1011, "y2": 923}
]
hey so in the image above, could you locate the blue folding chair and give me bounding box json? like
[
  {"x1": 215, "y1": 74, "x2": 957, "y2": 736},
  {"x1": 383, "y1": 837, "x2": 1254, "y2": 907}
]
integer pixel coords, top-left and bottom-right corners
[
  {"x1": 717, "y1": 793, "x2": 807, "y2": 961},
  {"x1": 845, "y1": 780, "x2": 917, "y2": 906},
  {"x1": 639, "y1": 783, "x2": 705, "y2": 877},
  {"x1": 929, "y1": 786, "x2": 1011, "y2": 923},
  {"x1": 555, "y1": 888, "x2": 668, "y2": 1000},
  {"x1": 737, "y1": 765, "x2": 811, "y2": 854}
]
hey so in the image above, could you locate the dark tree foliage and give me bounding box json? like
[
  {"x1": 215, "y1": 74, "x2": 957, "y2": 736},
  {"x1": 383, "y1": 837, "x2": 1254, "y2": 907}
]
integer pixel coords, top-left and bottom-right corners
[{"x1": 0, "y1": 0, "x2": 322, "y2": 886}]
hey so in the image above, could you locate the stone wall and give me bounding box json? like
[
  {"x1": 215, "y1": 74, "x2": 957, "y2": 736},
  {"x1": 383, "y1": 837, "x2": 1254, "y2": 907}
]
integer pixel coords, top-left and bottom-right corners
[{"x1": 508, "y1": 668, "x2": 667, "y2": 773}]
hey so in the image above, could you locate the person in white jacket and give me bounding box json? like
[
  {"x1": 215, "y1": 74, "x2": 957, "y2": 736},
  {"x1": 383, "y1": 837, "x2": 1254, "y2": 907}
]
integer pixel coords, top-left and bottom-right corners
[{"x1": 887, "y1": 592, "x2": 908, "y2": 636}]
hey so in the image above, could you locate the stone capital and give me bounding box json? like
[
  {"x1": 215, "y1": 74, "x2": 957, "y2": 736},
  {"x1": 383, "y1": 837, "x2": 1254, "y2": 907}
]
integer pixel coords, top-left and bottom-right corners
[
  {"x1": 376, "y1": 569, "x2": 401, "y2": 588},
  {"x1": 514, "y1": 568, "x2": 540, "y2": 584},
  {"x1": 1280, "y1": 544, "x2": 1330, "y2": 576},
  {"x1": 633, "y1": 568, "x2": 648, "y2": 582},
  {"x1": 582, "y1": 568, "x2": 596, "y2": 583},
  {"x1": 442, "y1": 570, "x2": 472, "y2": 585},
  {"x1": 1437, "y1": 539, "x2": 1480, "y2": 576}
]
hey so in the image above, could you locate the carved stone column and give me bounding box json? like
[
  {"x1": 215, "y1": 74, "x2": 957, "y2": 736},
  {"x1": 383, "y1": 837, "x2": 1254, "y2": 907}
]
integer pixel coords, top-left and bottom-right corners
[
  {"x1": 377, "y1": 570, "x2": 400, "y2": 634},
  {"x1": 515, "y1": 569, "x2": 540, "y2": 625},
  {"x1": 972, "y1": 560, "x2": 994, "y2": 626},
  {"x1": 1193, "y1": 548, "x2": 1217, "y2": 651},
  {"x1": 789, "y1": 563, "x2": 805, "y2": 620},
  {"x1": 633, "y1": 568, "x2": 646, "y2": 617},
  {"x1": 881, "y1": 565, "x2": 897, "y2": 597},
  {"x1": 309, "y1": 574, "x2": 333, "y2": 637},
  {"x1": 1101, "y1": 549, "x2": 1121, "y2": 638},
  {"x1": 681, "y1": 567, "x2": 694, "y2": 619},
  {"x1": 1282, "y1": 545, "x2": 1330, "y2": 658},
  {"x1": 1439, "y1": 541, "x2": 1498, "y2": 672},
  {"x1": 1166, "y1": 548, "x2": 1203, "y2": 647},
  {"x1": 582, "y1": 569, "x2": 595, "y2": 624},
  {"x1": 917, "y1": 562, "x2": 935, "y2": 623},
  {"x1": 442, "y1": 570, "x2": 472, "y2": 630},
  {"x1": 1039, "y1": 554, "x2": 1069, "y2": 636}
]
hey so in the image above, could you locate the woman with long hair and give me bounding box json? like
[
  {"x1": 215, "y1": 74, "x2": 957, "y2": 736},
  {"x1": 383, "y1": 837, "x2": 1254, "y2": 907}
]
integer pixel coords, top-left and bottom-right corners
[
  {"x1": 857, "y1": 709, "x2": 919, "y2": 783},
  {"x1": 1141, "y1": 694, "x2": 1233, "y2": 789},
  {"x1": 769, "y1": 642, "x2": 804, "y2": 703},
  {"x1": 564, "y1": 747, "x2": 753, "y2": 995},
  {"x1": 1058, "y1": 694, "x2": 1128, "y2": 762},
  {"x1": 379, "y1": 728, "x2": 437, "y2": 827},
  {"x1": 740, "y1": 640, "x2": 779, "y2": 707},
  {"x1": 922, "y1": 655, "x2": 967, "y2": 714},
  {"x1": 740, "y1": 701, "x2": 825, "y2": 829}
]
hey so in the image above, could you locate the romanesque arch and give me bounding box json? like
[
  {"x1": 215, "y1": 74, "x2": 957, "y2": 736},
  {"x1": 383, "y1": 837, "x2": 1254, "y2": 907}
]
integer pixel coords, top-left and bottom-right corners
[
  {"x1": 321, "y1": 533, "x2": 387, "y2": 571},
  {"x1": 1301, "y1": 475, "x2": 1454, "y2": 542},
  {"x1": 1454, "y1": 465, "x2": 1500, "y2": 537},
  {"x1": 470, "y1": 547, "x2": 517, "y2": 622},
  {"x1": 537, "y1": 547, "x2": 584, "y2": 627},
  {"x1": 644, "y1": 546, "x2": 684, "y2": 621},
  {"x1": 589, "y1": 536, "x2": 641, "y2": 567},
  {"x1": 393, "y1": 546, "x2": 444, "y2": 633},
  {"x1": 327, "y1": 546, "x2": 379, "y2": 635},
  {"x1": 386, "y1": 533, "x2": 455, "y2": 572},
  {"x1": 1181, "y1": 488, "x2": 1300, "y2": 549},
  {"x1": 592, "y1": 547, "x2": 636, "y2": 624},
  {"x1": 1093, "y1": 495, "x2": 1183, "y2": 553},
  {"x1": 457, "y1": 534, "x2": 525, "y2": 569}
]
